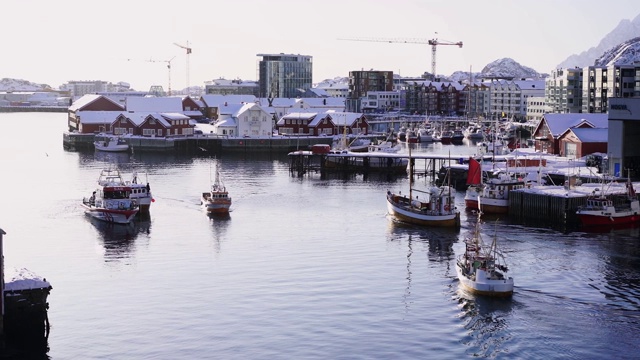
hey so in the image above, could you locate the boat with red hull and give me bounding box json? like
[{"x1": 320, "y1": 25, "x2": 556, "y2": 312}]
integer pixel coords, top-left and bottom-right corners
[
  {"x1": 464, "y1": 157, "x2": 483, "y2": 209},
  {"x1": 577, "y1": 178, "x2": 640, "y2": 227}
]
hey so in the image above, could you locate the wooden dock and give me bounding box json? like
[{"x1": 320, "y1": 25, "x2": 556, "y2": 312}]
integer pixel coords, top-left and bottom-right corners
[{"x1": 508, "y1": 183, "x2": 635, "y2": 230}]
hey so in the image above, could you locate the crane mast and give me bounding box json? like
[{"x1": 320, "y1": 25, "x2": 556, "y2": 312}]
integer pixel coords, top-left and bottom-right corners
[
  {"x1": 174, "y1": 41, "x2": 192, "y2": 94},
  {"x1": 337, "y1": 36, "x2": 462, "y2": 80},
  {"x1": 147, "y1": 57, "x2": 176, "y2": 96}
]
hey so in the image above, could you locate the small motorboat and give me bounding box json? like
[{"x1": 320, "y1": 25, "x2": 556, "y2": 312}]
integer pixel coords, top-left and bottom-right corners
[{"x1": 94, "y1": 136, "x2": 129, "y2": 152}]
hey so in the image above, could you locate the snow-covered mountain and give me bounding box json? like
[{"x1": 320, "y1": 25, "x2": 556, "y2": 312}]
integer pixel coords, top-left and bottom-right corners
[
  {"x1": 0, "y1": 78, "x2": 52, "y2": 91},
  {"x1": 447, "y1": 58, "x2": 546, "y2": 83},
  {"x1": 557, "y1": 14, "x2": 640, "y2": 69},
  {"x1": 594, "y1": 36, "x2": 640, "y2": 66}
]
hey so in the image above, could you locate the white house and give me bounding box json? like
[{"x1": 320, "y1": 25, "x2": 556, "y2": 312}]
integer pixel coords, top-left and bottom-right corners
[{"x1": 212, "y1": 102, "x2": 273, "y2": 137}]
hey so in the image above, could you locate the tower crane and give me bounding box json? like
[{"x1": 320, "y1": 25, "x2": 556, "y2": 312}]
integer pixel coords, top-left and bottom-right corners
[
  {"x1": 173, "y1": 41, "x2": 192, "y2": 93},
  {"x1": 147, "y1": 56, "x2": 176, "y2": 96},
  {"x1": 337, "y1": 36, "x2": 463, "y2": 80}
]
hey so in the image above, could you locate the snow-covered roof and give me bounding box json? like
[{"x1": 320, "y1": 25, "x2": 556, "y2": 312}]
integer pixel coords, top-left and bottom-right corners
[
  {"x1": 4, "y1": 267, "x2": 51, "y2": 291},
  {"x1": 126, "y1": 96, "x2": 183, "y2": 112},
  {"x1": 568, "y1": 128, "x2": 608, "y2": 143},
  {"x1": 542, "y1": 113, "x2": 608, "y2": 136},
  {"x1": 213, "y1": 118, "x2": 237, "y2": 127},
  {"x1": 302, "y1": 97, "x2": 345, "y2": 107},
  {"x1": 218, "y1": 102, "x2": 263, "y2": 117},
  {"x1": 513, "y1": 80, "x2": 545, "y2": 89},
  {"x1": 325, "y1": 111, "x2": 364, "y2": 126},
  {"x1": 76, "y1": 110, "x2": 122, "y2": 124},
  {"x1": 184, "y1": 110, "x2": 204, "y2": 117},
  {"x1": 200, "y1": 94, "x2": 257, "y2": 107},
  {"x1": 69, "y1": 94, "x2": 124, "y2": 111}
]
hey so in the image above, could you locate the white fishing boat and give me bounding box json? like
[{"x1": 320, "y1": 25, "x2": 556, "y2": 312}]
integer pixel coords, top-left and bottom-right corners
[
  {"x1": 201, "y1": 165, "x2": 232, "y2": 214},
  {"x1": 456, "y1": 210, "x2": 514, "y2": 297},
  {"x1": 81, "y1": 169, "x2": 140, "y2": 224},
  {"x1": 386, "y1": 146, "x2": 460, "y2": 227},
  {"x1": 94, "y1": 136, "x2": 129, "y2": 152}
]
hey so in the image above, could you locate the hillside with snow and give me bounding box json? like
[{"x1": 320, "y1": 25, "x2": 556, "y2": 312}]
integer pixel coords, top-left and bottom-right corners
[
  {"x1": 594, "y1": 36, "x2": 640, "y2": 66},
  {"x1": 0, "y1": 78, "x2": 52, "y2": 91},
  {"x1": 557, "y1": 14, "x2": 640, "y2": 69}
]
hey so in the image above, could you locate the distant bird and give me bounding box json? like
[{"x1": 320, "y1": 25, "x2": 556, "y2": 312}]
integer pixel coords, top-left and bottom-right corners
[
  {"x1": 45, "y1": 152, "x2": 48, "y2": 157},
  {"x1": 198, "y1": 147, "x2": 207, "y2": 152}
]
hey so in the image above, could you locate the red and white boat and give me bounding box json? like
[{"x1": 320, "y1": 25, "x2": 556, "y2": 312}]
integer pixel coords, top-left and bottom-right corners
[
  {"x1": 464, "y1": 157, "x2": 483, "y2": 209},
  {"x1": 82, "y1": 169, "x2": 140, "y2": 224},
  {"x1": 201, "y1": 166, "x2": 232, "y2": 214},
  {"x1": 478, "y1": 171, "x2": 526, "y2": 214},
  {"x1": 577, "y1": 178, "x2": 640, "y2": 227}
]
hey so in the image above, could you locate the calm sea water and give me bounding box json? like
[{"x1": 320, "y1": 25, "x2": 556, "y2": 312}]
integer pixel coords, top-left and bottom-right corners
[{"x1": 0, "y1": 112, "x2": 639, "y2": 359}]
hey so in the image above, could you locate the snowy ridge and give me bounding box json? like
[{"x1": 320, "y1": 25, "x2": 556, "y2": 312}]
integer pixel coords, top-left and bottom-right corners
[
  {"x1": 594, "y1": 36, "x2": 640, "y2": 66},
  {"x1": 557, "y1": 13, "x2": 640, "y2": 69}
]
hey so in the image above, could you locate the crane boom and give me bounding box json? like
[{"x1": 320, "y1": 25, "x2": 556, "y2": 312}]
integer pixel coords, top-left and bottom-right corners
[
  {"x1": 337, "y1": 36, "x2": 462, "y2": 80},
  {"x1": 147, "y1": 56, "x2": 176, "y2": 96},
  {"x1": 174, "y1": 41, "x2": 192, "y2": 93}
]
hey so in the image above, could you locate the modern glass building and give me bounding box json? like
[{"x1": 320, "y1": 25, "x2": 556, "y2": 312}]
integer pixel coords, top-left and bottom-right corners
[{"x1": 257, "y1": 53, "x2": 312, "y2": 99}]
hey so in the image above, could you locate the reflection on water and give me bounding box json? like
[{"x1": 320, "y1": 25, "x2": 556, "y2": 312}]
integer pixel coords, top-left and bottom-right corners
[
  {"x1": 93, "y1": 150, "x2": 132, "y2": 165},
  {"x1": 208, "y1": 212, "x2": 231, "y2": 253},
  {"x1": 386, "y1": 218, "x2": 459, "y2": 262},
  {"x1": 2, "y1": 329, "x2": 50, "y2": 359},
  {"x1": 86, "y1": 216, "x2": 151, "y2": 261},
  {"x1": 456, "y1": 288, "x2": 515, "y2": 358}
]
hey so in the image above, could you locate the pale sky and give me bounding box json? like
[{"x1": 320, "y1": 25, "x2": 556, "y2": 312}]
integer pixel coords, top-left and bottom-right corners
[{"x1": 3, "y1": 0, "x2": 639, "y2": 91}]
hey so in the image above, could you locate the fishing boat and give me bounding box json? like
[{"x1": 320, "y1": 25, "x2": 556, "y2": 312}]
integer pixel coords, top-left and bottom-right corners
[
  {"x1": 464, "y1": 157, "x2": 483, "y2": 209},
  {"x1": 386, "y1": 146, "x2": 460, "y2": 227},
  {"x1": 95, "y1": 167, "x2": 153, "y2": 212},
  {"x1": 81, "y1": 169, "x2": 140, "y2": 224},
  {"x1": 576, "y1": 176, "x2": 640, "y2": 227},
  {"x1": 451, "y1": 129, "x2": 465, "y2": 144},
  {"x1": 201, "y1": 165, "x2": 232, "y2": 214},
  {"x1": 456, "y1": 210, "x2": 514, "y2": 297},
  {"x1": 478, "y1": 171, "x2": 526, "y2": 214},
  {"x1": 94, "y1": 136, "x2": 129, "y2": 152}
]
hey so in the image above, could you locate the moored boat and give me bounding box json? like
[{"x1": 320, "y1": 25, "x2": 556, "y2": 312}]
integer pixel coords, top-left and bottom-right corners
[
  {"x1": 576, "y1": 176, "x2": 640, "y2": 227},
  {"x1": 456, "y1": 211, "x2": 514, "y2": 297},
  {"x1": 464, "y1": 157, "x2": 483, "y2": 209},
  {"x1": 94, "y1": 136, "x2": 129, "y2": 152},
  {"x1": 478, "y1": 171, "x2": 526, "y2": 214}
]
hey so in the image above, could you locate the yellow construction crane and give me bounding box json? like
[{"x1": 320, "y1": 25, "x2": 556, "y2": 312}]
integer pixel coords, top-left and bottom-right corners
[
  {"x1": 147, "y1": 57, "x2": 176, "y2": 96},
  {"x1": 338, "y1": 36, "x2": 463, "y2": 79},
  {"x1": 174, "y1": 41, "x2": 192, "y2": 92}
]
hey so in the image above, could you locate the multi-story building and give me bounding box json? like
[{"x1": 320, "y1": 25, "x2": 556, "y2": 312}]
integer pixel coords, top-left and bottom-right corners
[
  {"x1": 346, "y1": 70, "x2": 393, "y2": 112},
  {"x1": 459, "y1": 83, "x2": 490, "y2": 118},
  {"x1": 257, "y1": 53, "x2": 312, "y2": 99},
  {"x1": 488, "y1": 79, "x2": 544, "y2": 120},
  {"x1": 404, "y1": 81, "x2": 465, "y2": 116},
  {"x1": 525, "y1": 96, "x2": 550, "y2": 124},
  {"x1": 608, "y1": 64, "x2": 640, "y2": 98},
  {"x1": 360, "y1": 91, "x2": 401, "y2": 113},
  {"x1": 545, "y1": 68, "x2": 582, "y2": 113},
  {"x1": 204, "y1": 78, "x2": 259, "y2": 96},
  {"x1": 582, "y1": 66, "x2": 609, "y2": 113}
]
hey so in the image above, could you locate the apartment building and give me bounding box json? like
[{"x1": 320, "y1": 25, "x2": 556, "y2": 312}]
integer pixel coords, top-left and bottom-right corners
[{"x1": 257, "y1": 53, "x2": 313, "y2": 99}]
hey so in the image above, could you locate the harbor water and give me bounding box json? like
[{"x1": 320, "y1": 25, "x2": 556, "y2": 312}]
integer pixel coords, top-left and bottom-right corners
[{"x1": 1, "y1": 112, "x2": 639, "y2": 359}]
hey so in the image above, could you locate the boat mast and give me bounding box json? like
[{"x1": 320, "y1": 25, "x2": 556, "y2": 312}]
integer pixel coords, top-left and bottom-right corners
[{"x1": 409, "y1": 142, "x2": 413, "y2": 206}]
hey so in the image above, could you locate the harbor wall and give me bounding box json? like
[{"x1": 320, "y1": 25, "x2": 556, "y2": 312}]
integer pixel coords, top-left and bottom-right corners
[{"x1": 63, "y1": 133, "x2": 334, "y2": 154}]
